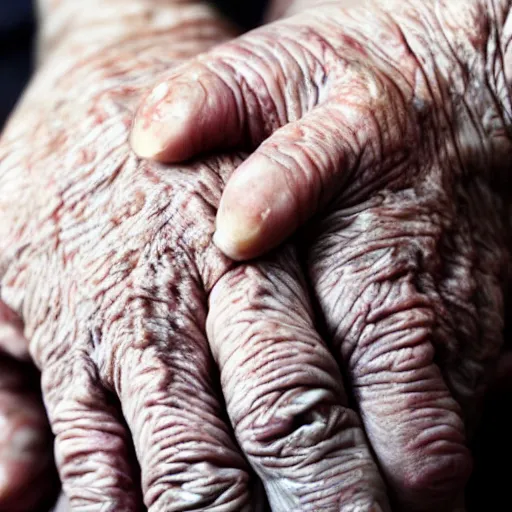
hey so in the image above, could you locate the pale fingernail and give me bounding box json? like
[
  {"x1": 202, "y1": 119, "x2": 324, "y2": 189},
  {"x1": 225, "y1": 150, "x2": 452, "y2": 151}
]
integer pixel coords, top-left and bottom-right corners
[
  {"x1": 0, "y1": 324, "x2": 29, "y2": 359},
  {"x1": 213, "y1": 210, "x2": 268, "y2": 261},
  {"x1": 0, "y1": 323, "x2": 26, "y2": 345},
  {"x1": 214, "y1": 158, "x2": 273, "y2": 259},
  {"x1": 214, "y1": 154, "x2": 295, "y2": 260},
  {"x1": 130, "y1": 81, "x2": 206, "y2": 160}
]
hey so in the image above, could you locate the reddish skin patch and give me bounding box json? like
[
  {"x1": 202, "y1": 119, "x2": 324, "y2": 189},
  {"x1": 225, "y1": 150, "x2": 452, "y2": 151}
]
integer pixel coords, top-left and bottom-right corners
[{"x1": 75, "y1": 148, "x2": 96, "y2": 165}]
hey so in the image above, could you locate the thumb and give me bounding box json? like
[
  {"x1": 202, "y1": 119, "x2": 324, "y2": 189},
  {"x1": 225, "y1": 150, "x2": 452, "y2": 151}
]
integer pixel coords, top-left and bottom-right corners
[
  {"x1": 130, "y1": 18, "x2": 318, "y2": 162},
  {"x1": 131, "y1": 11, "x2": 409, "y2": 260},
  {"x1": 213, "y1": 102, "x2": 368, "y2": 260}
]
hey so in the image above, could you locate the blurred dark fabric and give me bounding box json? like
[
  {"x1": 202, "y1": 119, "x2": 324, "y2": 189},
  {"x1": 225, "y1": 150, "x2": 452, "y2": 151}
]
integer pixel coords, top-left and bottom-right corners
[
  {"x1": 215, "y1": 0, "x2": 268, "y2": 29},
  {"x1": 0, "y1": 0, "x2": 268, "y2": 128},
  {"x1": 0, "y1": 0, "x2": 35, "y2": 128}
]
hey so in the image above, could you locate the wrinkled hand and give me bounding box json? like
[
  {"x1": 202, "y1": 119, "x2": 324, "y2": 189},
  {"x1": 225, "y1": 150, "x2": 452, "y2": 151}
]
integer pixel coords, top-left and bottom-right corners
[
  {"x1": 131, "y1": 0, "x2": 512, "y2": 253},
  {"x1": 131, "y1": 0, "x2": 512, "y2": 509},
  {"x1": 0, "y1": 2, "x2": 395, "y2": 511}
]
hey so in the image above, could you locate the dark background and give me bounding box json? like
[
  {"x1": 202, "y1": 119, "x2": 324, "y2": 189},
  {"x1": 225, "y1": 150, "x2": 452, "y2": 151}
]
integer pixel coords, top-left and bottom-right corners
[
  {"x1": 0, "y1": 0, "x2": 35, "y2": 127},
  {"x1": 0, "y1": 0, "x2": 268, "y2": 128}
]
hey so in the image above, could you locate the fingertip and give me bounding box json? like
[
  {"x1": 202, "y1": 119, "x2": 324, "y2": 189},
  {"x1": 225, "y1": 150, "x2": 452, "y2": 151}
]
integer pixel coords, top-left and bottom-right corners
[
  {"x1": 212, "y1": 229, "x2": 258, "y2": 261},
  {"x1": 130, "y1": 79, "x2": 207, "y2": 162},
  {"x1": 214, "y1": 155, "x2": 299, "y2": 260},
  {"x1": 0, "y1": 460, "x2": 33, "y2": 501}
]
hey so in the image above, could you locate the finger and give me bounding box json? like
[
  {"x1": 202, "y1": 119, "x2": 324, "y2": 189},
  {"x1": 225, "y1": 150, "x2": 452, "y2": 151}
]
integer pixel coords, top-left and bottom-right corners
[
  {"x1": 0, "y1": 301, "x2": 58, "y2": 511},
  {"x1": 130, "y1": 17, "x2": 317, "y2": 162},
  {"x1": 42, "y1": 352, "x2": 141, "y2": 511},
  {"x1": 308, "y1": 194, "x2": 473, "y2": 511},
  {"x1": 416, "y1": 188, "x2": 508, "y2": 438},
  {"x1": 207, "y1": 245, "x2": 390, "y2": 511},
  {"x1": 213, "y1": 99, "x2": 389, "y2": 260},
  {"x1": 0, "y1": 356, "x2": 58, "y2": 512},
  {"x1": 130, "y1": 14, "x2": 409, "y2": 261},
  {"x1": 102, "y1": 267, "x2": 258, "y2": 511}
]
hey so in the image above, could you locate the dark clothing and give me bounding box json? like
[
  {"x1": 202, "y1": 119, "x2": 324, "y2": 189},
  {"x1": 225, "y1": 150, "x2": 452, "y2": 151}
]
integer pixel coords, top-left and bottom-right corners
[
  {"x1": 0, "y1": 0, "x2": 34, "y2": 127},
  {"x1": 0, "y1": 0, "x2": 268, "y2": 127},
  {"x1": 215, "y1": 0, "x2": 268, "y2": 29}
]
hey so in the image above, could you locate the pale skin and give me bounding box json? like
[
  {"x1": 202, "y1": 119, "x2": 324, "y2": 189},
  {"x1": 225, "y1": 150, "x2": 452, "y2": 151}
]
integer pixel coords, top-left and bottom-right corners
[
  {"x1": 131, "y1": 0, "x2": 512, "y2": 506},
  {"x1": 0, "y1": 0, "x2": 510, "y2": 511}
]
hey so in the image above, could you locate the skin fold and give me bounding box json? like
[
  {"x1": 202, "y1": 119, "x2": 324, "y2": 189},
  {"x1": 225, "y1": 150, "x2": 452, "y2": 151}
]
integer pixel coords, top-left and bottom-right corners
[{"x1": 0, "y1": 0, "x2": 510, "y2": 510}]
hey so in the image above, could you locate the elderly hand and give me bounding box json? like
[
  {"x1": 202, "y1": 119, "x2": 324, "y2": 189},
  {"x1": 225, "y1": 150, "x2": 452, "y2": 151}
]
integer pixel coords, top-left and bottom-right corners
[
  {"x1": 130, "y1": 0, "x2": 512, "y2": 510},
  {"x1": 0, "y1": 1, "x2": 394, "y2": 510}
]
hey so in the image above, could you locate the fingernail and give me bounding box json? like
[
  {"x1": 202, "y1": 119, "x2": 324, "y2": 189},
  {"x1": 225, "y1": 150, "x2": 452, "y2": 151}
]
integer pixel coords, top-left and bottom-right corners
[
  {"x1": 130, "y1": 80, "x2": 206, "y2": 160},
  {"x1": 0, "y1": 324, "x2": 29, "y2": 360},
  {"x1": 214, "y1": 154, "x2": 295, "y2": 260},
  {"x1": 214, "y1": 156, "x2": 275, "y2": 260},
  {"x1": 0, "y1": 323, "x2": 25, "y2": 344},
  {"x1": 213, "y1": 207, "x2": 269, "y2": 261}
]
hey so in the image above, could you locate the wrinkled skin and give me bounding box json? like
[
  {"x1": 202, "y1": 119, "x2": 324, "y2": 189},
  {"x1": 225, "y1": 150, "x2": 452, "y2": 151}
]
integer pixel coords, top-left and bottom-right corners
[
  {"x1": 132, "y1": 0, "x2": 512, "y2": 257},
  {"x1": 1, "y1": 1, "x2": 511, "y2": 512},
  {"x1": 1, "y1": 3, "x2": 388, "y2": 511},
  {"x1": 130, "y1": 0, "x2": 512, "y2": 509}
]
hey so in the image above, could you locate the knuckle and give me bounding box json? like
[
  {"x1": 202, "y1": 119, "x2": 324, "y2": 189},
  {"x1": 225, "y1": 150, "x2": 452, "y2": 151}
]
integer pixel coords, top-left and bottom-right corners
[
  {"x1": 145, "y1": 465, "x2": 251, "y2": 511},
  {"x1": 236, "y1": 391, "x2": 383, "y2": 509},
  {"x1": 237, "y1": 385, "x2": 363, "y2": 467},
  {"x1": 241, "y1": 396, "x2": 354, "y2": 453}
]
